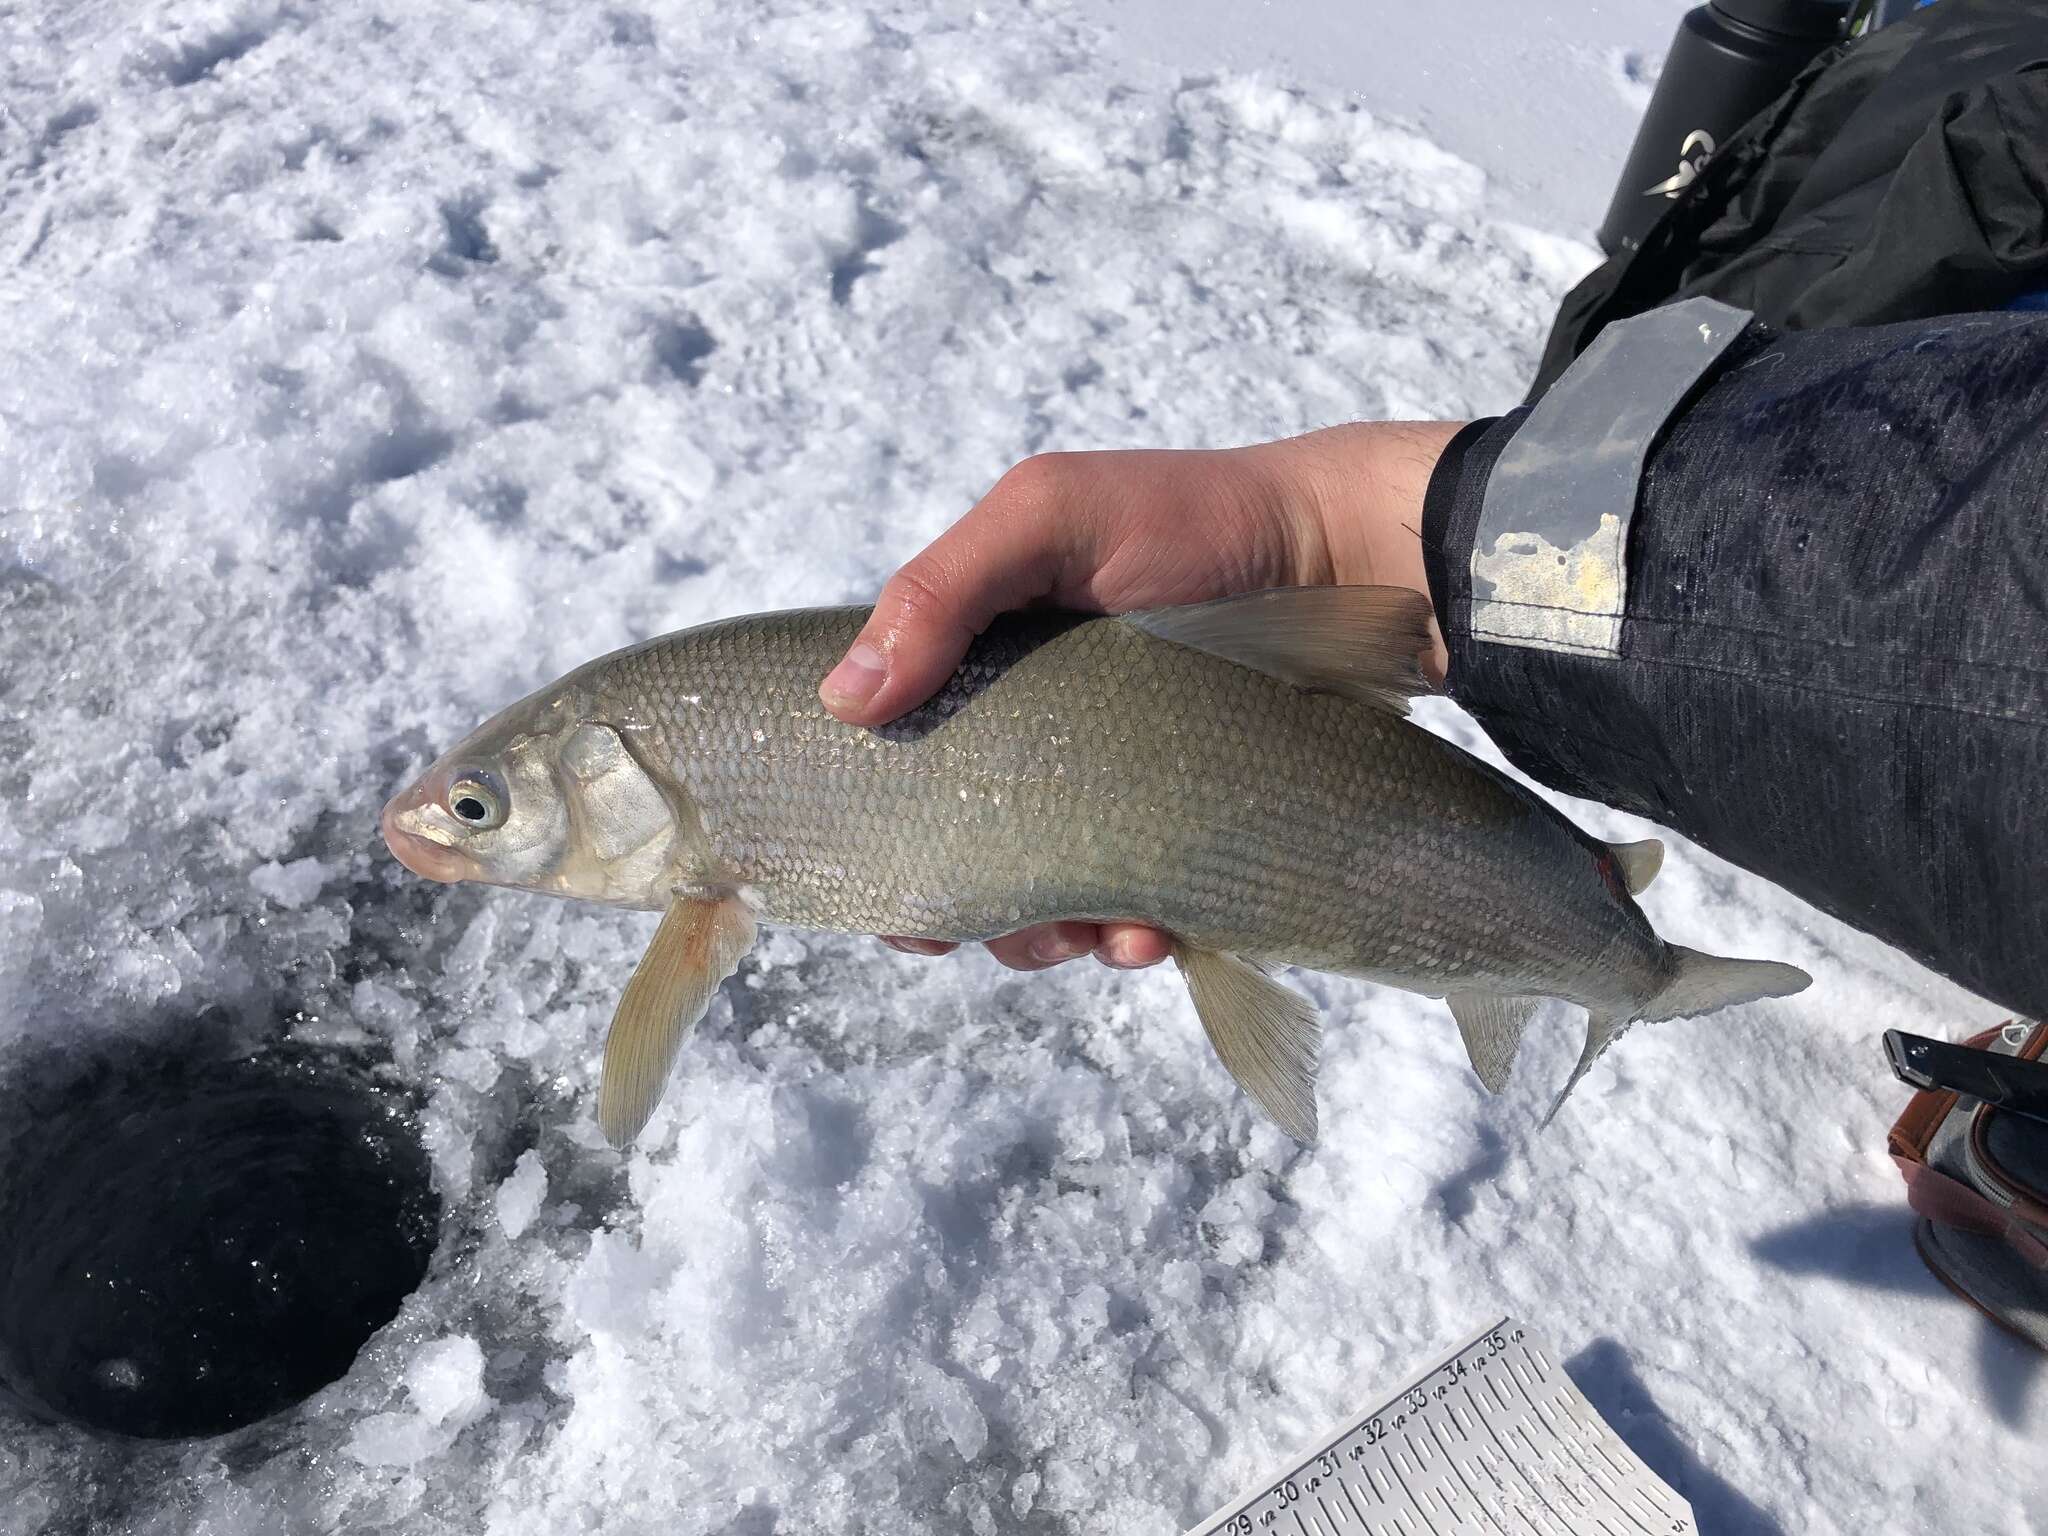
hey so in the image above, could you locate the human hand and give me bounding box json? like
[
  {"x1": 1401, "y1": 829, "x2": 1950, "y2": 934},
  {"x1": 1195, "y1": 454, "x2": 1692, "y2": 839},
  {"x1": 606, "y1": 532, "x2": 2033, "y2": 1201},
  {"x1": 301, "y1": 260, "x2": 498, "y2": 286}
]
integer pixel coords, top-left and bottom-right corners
[{"x1": 824, "y1": 420, "x2": 1465, "y2": 973}]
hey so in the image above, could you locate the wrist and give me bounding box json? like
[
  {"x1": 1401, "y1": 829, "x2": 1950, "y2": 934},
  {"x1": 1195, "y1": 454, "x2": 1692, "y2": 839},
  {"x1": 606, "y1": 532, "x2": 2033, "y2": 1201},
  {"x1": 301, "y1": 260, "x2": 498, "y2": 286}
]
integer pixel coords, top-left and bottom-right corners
[
  {"x1": 1299, "y1": 421, "x2": 1463, "y2": 588},
  {"x1": 1268, "y1": 421, "x2": 1465, "y2": 681}
]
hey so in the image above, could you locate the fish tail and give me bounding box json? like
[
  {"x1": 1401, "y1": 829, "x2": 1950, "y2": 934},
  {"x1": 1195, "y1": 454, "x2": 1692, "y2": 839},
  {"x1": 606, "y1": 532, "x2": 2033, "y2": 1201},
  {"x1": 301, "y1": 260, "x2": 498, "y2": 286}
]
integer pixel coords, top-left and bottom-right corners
[
  {"x1": 1637, "y1": 943, "x2": 1811, "y2": 1025},
  {"x1": 1541, "y1": 944, "x2": 1810, "y2": 1125}
]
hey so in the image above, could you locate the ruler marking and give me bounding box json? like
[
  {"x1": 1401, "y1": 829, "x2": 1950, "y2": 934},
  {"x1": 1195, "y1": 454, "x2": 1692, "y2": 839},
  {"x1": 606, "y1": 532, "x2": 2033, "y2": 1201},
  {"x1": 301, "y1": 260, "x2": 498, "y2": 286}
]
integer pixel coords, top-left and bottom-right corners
[
  {"x1": 1521, "y1": 1397, "x2": 1658, "y2": 1536},
  {"x1": 1516, "y1": 1424, "x2": 1582, "y2": 1504},
  {"x1": 1179, "y1": 1321, "x2": 1691, "y2": 1536},
  {"x1": 1344, "y1": 1473, "x2": 1372, "y2": 1528},
  {"x1": 1385, "y1": 1440, "x2": 1447, "y2": 1536},
  {"x1": 1433, "y1": 1414, "x2": 1513, "y2": 1536},
  {"x1": 1474, "y1": 1389, "x2": 1571, "y2": 1530},
  {"x1": 1621, "y1": 1489, "x2": 1665, "y2": 1534}
]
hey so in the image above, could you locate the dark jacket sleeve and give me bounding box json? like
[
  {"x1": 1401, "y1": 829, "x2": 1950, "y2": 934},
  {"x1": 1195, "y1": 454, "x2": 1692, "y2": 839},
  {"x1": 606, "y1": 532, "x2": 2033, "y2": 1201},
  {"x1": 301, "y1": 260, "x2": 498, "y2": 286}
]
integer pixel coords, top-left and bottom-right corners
[{"x1": 1423, "y1": 311, "x2": 2048, "y2": 1019}]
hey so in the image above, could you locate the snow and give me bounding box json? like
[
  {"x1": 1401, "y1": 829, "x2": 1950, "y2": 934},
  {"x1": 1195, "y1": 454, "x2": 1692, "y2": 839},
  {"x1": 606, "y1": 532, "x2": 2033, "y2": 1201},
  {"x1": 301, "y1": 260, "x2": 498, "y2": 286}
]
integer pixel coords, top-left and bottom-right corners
[
  {"x1": 1072, "y1": 0, "x2": 1691, "y2": 233},
  {"x1": 0, "y1": 0, "x2": 2039, "y2": 1533}
]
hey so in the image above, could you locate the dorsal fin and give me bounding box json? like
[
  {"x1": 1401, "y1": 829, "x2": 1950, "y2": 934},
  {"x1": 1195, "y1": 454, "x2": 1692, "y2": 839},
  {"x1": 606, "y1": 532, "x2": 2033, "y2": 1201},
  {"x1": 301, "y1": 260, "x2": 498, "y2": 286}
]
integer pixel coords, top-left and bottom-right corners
[{"x1": 1122, "y1": 586, "x2": 1436, "y2": 714}]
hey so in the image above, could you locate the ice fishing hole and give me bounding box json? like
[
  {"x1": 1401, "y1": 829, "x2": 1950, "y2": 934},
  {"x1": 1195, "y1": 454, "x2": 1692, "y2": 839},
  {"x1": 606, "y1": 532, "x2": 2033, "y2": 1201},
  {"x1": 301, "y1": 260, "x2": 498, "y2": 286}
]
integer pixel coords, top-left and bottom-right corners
[{"x1": 0, "y1": 1044, "x2": 438, "y2": 1439}]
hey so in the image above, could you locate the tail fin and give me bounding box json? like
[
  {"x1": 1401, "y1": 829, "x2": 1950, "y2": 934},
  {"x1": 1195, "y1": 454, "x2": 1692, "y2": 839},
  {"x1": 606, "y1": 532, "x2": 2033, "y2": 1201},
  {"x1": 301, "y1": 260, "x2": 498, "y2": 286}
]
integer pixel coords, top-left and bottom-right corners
[
  {"x1": 1544, "y1": 945, "x2": 1809, "y2": 1125},
  {"x1": 1638, "y1": 945, "x2": 1811, "y2": 1024}
]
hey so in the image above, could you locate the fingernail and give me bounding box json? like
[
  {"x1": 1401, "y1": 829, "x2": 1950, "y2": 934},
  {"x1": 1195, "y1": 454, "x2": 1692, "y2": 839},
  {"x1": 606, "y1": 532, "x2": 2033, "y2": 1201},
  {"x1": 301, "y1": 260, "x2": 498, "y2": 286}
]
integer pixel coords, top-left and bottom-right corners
[
  {"x1": 1029, "y1": 930, "x2": 1088, "y2": 965},
  {"x1": 1099, "y1": 933, "x2": 1157, "y2": 969},
  {"x1": 820, "y1": 641, "x2": 885, "y2": 710}
]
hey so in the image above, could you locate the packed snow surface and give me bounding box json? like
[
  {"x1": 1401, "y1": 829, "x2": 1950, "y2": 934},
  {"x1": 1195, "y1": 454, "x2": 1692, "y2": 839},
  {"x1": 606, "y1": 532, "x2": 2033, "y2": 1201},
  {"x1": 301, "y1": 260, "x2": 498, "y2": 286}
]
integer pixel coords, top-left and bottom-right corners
[{"x1": 1, "y1": 0, "x2": 2039, "y2": 1532}]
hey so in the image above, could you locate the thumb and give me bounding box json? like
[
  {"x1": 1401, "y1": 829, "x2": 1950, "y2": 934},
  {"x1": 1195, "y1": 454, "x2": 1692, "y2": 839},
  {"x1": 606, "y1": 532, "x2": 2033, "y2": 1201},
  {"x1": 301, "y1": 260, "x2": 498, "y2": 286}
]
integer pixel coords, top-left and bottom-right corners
[{"x1": 820, "y1": 460, "x2": 1078, "y2": 726}]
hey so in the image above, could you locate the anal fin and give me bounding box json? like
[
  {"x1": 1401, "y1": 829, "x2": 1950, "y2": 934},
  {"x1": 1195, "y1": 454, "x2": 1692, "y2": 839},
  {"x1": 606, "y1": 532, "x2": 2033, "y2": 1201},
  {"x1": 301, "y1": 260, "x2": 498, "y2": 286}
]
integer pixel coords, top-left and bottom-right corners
[
  {"x1": 598, "y1": 892, "x2": 757, "y2": 1148},
  {"x1": 1542, "y1": 1009, "x2": 1628, "y2": 1128},
  {"x1": 1446, "y1": 993, "x2": 1541, "y2": 1094},
  {"x1": 1173, "y1": 944, "x2": 1322, "y2": 1145}
]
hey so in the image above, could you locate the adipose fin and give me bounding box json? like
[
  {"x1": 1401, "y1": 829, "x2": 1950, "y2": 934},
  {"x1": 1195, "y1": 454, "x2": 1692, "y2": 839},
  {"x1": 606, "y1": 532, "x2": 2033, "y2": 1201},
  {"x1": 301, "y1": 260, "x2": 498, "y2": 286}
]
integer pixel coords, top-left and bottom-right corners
[{"x1": 1606, "y1": 838, "x2": 1664, "y2": 895}]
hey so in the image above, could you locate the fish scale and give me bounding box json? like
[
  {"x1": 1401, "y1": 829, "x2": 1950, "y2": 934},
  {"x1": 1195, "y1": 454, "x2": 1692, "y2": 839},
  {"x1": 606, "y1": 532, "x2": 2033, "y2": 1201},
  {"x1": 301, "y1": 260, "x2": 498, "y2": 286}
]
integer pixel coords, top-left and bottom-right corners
[
  {"x1": 383, "y1": 589, "x2": 1808, "y2": 1145},
  {"x1": 598, "y1": 606, "x2": 1663, "y2": 1007}
]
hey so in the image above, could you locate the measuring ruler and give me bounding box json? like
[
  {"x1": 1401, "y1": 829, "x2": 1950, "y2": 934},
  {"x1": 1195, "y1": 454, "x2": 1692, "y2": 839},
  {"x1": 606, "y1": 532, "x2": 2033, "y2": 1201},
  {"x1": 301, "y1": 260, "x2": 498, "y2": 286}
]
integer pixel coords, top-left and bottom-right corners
[{"x1": 1185, "y1": 1318, "x2": 1695, "y2": 1536}]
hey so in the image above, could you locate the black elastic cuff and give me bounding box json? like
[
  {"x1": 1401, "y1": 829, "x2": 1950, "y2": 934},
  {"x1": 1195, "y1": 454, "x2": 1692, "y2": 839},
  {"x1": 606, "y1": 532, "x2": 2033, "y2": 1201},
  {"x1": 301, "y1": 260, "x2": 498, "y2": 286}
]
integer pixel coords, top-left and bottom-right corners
[{"x1": 1419, "y1": 410, "x2": 1527, "y2": 692}]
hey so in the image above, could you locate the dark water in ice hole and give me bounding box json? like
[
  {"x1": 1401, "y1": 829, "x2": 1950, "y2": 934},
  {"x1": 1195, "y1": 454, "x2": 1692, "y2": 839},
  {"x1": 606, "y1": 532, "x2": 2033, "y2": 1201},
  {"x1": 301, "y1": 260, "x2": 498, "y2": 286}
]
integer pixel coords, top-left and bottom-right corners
[{"x1": 0, "y1": 1044, "x2": 438, "y2": 1440}]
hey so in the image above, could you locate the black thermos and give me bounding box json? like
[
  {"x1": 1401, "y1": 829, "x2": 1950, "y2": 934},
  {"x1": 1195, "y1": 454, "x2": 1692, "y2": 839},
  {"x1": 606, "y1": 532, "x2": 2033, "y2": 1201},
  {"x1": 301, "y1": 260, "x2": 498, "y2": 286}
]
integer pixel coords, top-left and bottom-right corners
[{"x1": 1596, "y1": 0, "x2": 1849, "y2": 255}]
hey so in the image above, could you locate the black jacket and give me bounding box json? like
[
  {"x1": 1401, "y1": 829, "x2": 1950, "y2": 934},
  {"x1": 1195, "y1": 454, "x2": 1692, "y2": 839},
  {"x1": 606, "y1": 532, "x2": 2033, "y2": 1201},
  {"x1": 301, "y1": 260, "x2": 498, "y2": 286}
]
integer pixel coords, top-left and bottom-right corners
[
  {"x1": 1427, "y1": 0, "x2": 2048, "y2": 1019},
  {"x1": 1427, "y1": 308, "x2": 2048, "y2": 1019},
  {"x1": 1532, "y1": 0, "x2": 2048, "y2": 399}
]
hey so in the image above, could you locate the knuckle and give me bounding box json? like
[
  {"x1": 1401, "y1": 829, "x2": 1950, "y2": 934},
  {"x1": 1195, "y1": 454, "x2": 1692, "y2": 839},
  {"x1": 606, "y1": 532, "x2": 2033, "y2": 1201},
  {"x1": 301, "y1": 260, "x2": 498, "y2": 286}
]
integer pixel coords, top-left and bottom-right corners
[
  {"x1": 880, "y1": 560, "x2": 955, "y2": 629},
  {"x1": 993, "y1": 452, "x2": 1073, "y2": 508}
]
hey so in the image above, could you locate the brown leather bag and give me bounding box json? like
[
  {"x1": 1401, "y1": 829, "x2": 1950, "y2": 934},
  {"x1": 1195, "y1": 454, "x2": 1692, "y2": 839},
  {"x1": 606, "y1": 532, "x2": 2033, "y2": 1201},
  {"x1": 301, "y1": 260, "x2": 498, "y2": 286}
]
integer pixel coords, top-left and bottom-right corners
[{"x1": 1889, "y1": 1021, "x2": 2048, "y2": 1349}]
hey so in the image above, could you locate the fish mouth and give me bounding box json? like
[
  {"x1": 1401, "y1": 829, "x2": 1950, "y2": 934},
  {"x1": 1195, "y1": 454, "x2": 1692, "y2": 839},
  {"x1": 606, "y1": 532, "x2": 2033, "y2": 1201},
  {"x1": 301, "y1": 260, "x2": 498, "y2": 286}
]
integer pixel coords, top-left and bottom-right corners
[{"x1": 379, "y1": 781, "x2": 474, "y2": 884}]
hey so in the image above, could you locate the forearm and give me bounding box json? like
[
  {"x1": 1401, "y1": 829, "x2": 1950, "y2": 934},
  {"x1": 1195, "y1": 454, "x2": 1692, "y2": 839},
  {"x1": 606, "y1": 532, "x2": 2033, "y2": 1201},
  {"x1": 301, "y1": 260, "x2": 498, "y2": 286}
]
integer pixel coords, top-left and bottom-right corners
[{"x1": 1421, "y1": 309, "x2": 2048, "y2": 1017}]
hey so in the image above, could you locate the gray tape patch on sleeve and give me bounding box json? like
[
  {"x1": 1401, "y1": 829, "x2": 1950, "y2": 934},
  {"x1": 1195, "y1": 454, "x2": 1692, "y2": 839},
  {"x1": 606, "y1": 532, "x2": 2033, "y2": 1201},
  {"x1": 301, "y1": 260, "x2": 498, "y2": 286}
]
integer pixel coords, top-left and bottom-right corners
[{"x1": 1470, "y1": 296, "x2": 1753, "y2": 658}]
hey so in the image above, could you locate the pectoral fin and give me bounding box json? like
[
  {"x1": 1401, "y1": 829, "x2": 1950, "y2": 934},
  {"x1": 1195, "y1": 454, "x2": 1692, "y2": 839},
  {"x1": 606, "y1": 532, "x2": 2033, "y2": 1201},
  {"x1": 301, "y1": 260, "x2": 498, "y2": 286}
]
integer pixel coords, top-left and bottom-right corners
[
  {"x1": 1446, "y1": 992, "x2": 1542, "y2": 1094},
  {"x1": 598, "y1": 893, "x2": 757, "y2": 1148},
  {"x1": 1173, "y1": 944, "x2": 1322, "y2": 1145}
]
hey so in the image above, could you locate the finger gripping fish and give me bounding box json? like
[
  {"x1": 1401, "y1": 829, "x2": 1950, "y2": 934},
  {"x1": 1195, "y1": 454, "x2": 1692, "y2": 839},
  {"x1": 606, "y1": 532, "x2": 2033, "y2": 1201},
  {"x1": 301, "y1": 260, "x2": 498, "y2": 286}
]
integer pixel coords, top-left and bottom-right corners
[{"x1": 381, "y1": 589, "x2": 1808, "y2": 1147}]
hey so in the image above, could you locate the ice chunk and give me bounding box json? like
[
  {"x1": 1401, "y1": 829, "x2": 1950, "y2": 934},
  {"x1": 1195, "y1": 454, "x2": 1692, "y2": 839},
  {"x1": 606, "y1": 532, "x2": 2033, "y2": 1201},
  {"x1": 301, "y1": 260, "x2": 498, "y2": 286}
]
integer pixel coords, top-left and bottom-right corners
[
  {"x1": 911, "y1": 1360, "x2": 988, "y2": 1463},
  {"x1": 343, "y1": 1337, "x2": 491, "y2": 1469},
  {"x1": 494, "y1": 1150, "x2": 548, "y2": 1239},
  {"x1": 249, "y1": 856, "x2": 328, "y2": 910},
  {"x1": 405, "y1": 1336, "x2": 489, "y2": 1427}
]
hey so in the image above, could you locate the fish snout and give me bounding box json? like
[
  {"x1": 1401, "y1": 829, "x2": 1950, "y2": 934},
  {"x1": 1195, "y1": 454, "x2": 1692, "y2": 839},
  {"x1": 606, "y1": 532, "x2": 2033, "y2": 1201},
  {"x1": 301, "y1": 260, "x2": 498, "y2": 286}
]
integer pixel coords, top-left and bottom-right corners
[{"x1": 380, "y1": 779, "x2": 475, "y2": 884}]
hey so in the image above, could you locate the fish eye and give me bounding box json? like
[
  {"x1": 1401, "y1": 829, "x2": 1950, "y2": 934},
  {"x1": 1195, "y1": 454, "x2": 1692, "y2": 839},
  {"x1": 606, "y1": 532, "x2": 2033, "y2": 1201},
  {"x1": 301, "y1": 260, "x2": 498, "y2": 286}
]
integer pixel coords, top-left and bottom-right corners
[{"x1": 445, "y1": 771, "x2": 507, "y2": 830}]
